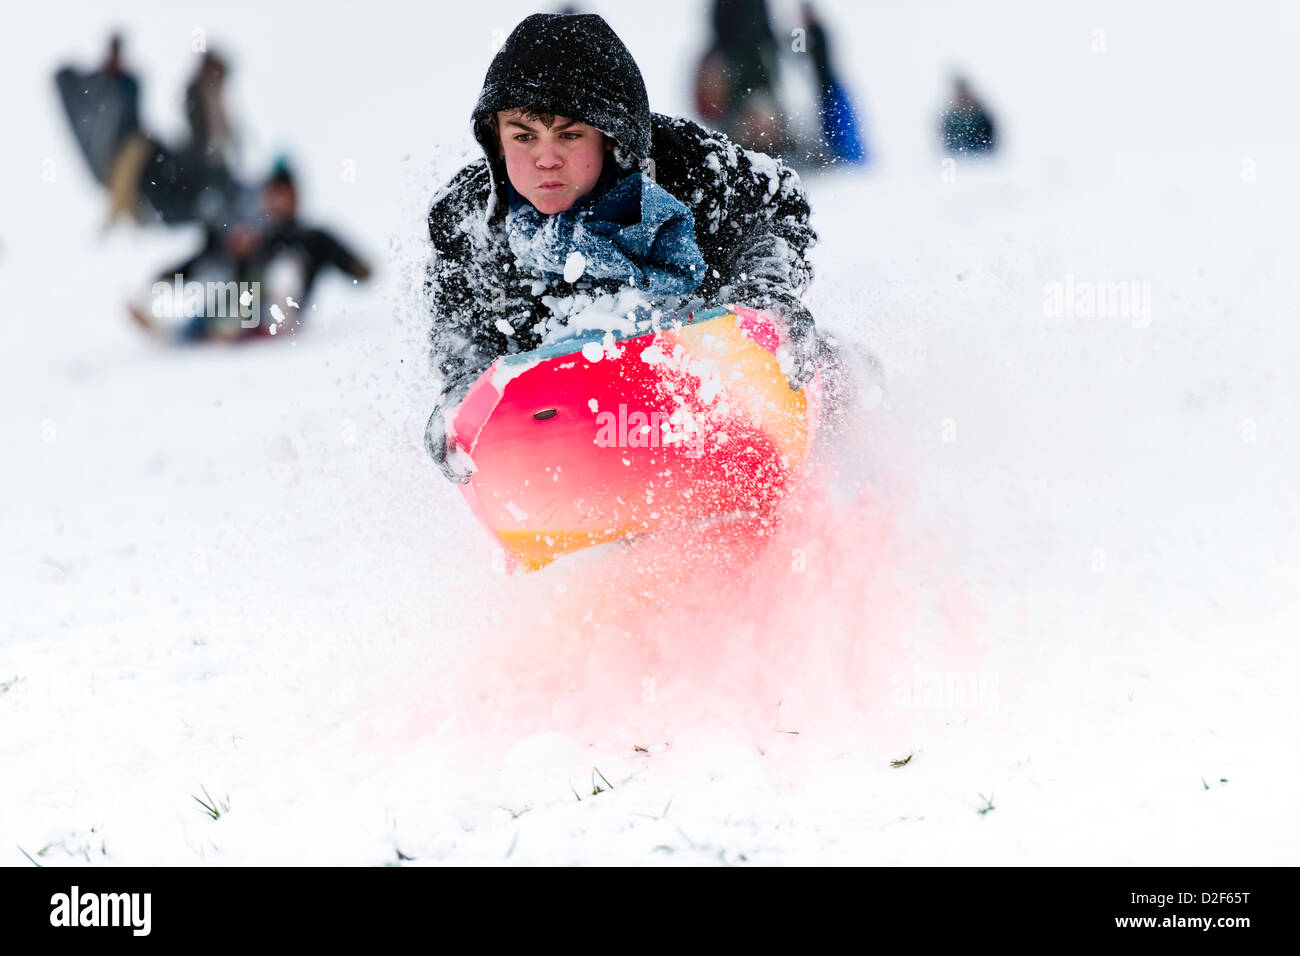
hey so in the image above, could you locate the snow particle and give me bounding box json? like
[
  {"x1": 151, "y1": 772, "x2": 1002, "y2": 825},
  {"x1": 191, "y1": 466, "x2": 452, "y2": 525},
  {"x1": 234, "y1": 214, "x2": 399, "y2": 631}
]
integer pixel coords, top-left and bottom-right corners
[{"x1": 563, "y1": 251, "x2": 587, "y2": 283}]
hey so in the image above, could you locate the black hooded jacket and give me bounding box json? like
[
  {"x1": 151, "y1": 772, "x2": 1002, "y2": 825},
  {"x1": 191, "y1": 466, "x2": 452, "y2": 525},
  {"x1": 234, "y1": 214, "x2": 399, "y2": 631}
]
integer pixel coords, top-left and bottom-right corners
[{"x1": 425, "y1": 13, "x2": 818, "y2": 403}]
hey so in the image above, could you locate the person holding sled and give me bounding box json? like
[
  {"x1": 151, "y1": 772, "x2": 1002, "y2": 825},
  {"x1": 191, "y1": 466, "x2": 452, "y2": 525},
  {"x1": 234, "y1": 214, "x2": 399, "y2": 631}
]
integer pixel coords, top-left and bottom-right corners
[
  {"x1": 56, "y1": 40, "x2": 247, "y2": 228},
  {"x1": 135, "y1": 50, "x2": 243, "y2": 225},
  {"x1": 54, "y1": 33, "x2": 146, "y2": 225},
  {"x1": 423, "y1": 12, "x2": 823, "y2": 482}
]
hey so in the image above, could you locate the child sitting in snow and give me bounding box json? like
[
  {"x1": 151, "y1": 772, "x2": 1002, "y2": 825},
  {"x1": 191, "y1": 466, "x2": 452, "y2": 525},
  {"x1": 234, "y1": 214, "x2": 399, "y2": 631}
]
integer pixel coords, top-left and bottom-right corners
[{"x1": 424, "y1": 12, "x2": 821, "y2": 481}]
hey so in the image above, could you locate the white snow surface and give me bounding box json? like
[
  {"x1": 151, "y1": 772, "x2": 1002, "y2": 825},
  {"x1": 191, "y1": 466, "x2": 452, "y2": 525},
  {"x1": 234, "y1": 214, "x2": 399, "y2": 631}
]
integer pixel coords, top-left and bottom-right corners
[{"x1": 2, "y1": 0, "x2": 1299, "y2": 866}]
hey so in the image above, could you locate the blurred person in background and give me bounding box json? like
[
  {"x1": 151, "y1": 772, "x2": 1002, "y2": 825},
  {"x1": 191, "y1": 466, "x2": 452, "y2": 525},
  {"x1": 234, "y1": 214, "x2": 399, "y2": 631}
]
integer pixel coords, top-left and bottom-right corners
[
  {"x1": 695, "y1": 0, "x2": 790, "y2": 154},
  {"x1": 180, "y1": 52, "x2": 239, "y2": 198},
  {"x1": 130, "y1": 161, "x2": 370, "y2": 343},
  {"x1": 56, "y1": 38, "x2": 248, "y2": 227},
  {"x1": 799, "y1": 1, "x2": 867, "y2": 167},
  {"x1": 939, "y1": 74, "x2": 998, "y2": 155},
  {"x1": 253, "y1": 162, "x2": 372, "y2": 323},
  {"x1": 55, "y1": 33, "x2": 143, "y2": 215},
  {"x1": 134, "y1": 49, "x2": 244, "y2": 225}
]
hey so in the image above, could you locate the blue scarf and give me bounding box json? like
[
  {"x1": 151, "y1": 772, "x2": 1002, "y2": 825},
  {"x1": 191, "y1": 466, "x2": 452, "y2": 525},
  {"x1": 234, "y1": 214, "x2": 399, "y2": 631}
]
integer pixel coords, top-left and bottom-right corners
[{"x1": 505, "y1": 166, "x2": 706, "y2": 296}]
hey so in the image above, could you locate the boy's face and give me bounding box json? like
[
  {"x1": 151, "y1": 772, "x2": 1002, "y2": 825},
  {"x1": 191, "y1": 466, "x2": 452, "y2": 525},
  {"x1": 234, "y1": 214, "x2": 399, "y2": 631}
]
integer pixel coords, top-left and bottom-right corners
[{"x1": 495, "y1": 109, "x2": 609, "y2": 215}]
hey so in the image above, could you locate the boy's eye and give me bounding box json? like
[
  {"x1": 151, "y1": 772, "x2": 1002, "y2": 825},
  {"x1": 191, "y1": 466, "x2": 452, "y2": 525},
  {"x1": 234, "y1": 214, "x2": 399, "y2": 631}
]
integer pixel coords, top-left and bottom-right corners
[{"x1": 511, "y1": 131, "x2": 583, "y2": 144}]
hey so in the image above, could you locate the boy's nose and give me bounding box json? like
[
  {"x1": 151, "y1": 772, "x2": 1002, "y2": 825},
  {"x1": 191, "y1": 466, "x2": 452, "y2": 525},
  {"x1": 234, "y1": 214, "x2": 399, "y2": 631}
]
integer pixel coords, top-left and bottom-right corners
[{"x1": 535, "y1": 145, "x2": 562, "y2": 168}]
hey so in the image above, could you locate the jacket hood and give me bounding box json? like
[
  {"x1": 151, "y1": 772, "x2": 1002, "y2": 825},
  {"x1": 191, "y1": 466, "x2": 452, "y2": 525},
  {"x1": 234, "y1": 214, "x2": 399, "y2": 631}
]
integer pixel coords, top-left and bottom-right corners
[{"x1": 471, "y1": 13, "x2": 651, "y2": 221}]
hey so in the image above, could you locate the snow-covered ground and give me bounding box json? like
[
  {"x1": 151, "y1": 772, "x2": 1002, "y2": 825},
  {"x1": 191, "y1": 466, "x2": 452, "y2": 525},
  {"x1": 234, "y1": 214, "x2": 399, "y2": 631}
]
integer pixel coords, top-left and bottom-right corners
[{"x1": 3, "y1": 1, "x2": 1298, "y2": 865}]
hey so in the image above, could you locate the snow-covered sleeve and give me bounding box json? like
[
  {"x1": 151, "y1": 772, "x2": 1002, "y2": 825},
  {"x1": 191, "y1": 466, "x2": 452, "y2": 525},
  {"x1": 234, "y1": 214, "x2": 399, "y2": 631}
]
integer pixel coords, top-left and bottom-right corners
[
  {"x1": 714, "y1": 144, "x2": 818, "y2": 324},
  {"x1": 425, "y1": 170, "x2": 503, "y2": 405}
]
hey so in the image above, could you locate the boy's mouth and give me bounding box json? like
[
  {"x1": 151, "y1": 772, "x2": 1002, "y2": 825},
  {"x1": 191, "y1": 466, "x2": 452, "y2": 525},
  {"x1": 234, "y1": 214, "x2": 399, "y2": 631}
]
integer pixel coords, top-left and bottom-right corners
[{"x1": 538, "y1": 182, "x2": 566, "y2": 190}]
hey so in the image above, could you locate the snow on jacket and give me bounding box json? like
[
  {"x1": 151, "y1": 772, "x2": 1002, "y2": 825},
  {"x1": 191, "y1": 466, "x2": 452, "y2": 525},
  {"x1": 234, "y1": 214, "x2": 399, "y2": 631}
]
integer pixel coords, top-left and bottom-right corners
[{"x1": 424, "y1": 12, "x2": 818, "y2": 403}]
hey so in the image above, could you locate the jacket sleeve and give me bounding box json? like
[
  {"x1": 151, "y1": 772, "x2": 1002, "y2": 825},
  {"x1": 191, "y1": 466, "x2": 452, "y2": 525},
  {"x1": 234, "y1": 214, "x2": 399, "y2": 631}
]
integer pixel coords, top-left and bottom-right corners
[
  {"x1": 425, "y1": 168, "x2": 509, "y2": 406},
  {"x1": 713, "y1": 144, "x2": 818, "y2": 324},
  {"x1": 307, "y1": 228, "x2": 371, "y2": 280}
]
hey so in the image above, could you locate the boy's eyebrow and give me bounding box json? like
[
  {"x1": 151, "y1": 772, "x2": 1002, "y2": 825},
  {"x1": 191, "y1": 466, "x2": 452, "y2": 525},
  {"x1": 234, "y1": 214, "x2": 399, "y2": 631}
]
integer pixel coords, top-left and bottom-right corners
[{"x1": 502, "y1": 117, "x2": 581, "y2": 132}]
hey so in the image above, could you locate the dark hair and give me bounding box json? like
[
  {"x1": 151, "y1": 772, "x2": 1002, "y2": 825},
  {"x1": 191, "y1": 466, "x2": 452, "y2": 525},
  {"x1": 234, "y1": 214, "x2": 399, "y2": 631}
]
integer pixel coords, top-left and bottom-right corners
[{"x1": 501, "y1": 108, "x2": 558, "y2": 127}]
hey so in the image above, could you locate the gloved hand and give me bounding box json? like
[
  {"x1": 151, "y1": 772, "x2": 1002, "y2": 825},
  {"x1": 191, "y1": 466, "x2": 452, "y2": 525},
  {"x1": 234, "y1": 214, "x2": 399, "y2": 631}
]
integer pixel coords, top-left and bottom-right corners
[{"x1": 424, "y1": 404, "x2": 475, "y2": 484}]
